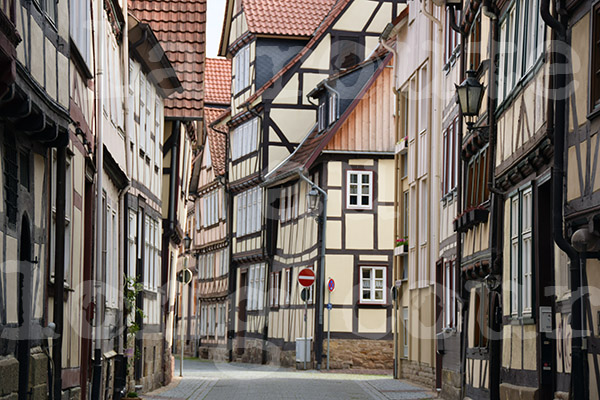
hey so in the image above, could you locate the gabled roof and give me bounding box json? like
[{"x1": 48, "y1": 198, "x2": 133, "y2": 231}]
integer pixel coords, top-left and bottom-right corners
[
  {"x1": 129, "y1": 0, "x2": 206, "y2": 119},
  {"x1": 244, "y1": 0, "x2": 336, "y2": 37},
  {"x1": 237, "y1": 0, "x2": 351, "y2": 112},
  {"x1": 128, "y1": 14, "x2": 182, "y2": 98},
  {"x1": 219, "y1": 0, "x2": 336, "y2": 56},
  {"x1": 205, "y1": 58, "x2": 231, "y2": 105},
  {"x1": 264, "y1": 52, "x2": 393, "y2": 185},
  {"x1": 205, "y1": 107, "x2": 228, "y2": 176}
]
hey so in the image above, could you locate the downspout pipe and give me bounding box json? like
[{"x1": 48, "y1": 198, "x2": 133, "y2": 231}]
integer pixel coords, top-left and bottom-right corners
[
  {"x1": 379, "y1": 24, "x2": 401, "y2": 381},
  {"x1": 168, "y1": 121, "x2": 182, "y2": 233},
  {"x1": 52, "y1": 145, "x2": 66, "y2": 400},
  {"x1": 298, "y1": 173, "x2": 327, "y2": 371},
  {"x1": 92, "y1": 1, "x2": 105, "y2": 398},
  {"x1": 541, "y1": 2, "x2": 584, "y2": 400}
]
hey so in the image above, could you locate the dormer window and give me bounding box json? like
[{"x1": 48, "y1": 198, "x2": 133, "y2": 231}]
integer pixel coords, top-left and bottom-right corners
[
  {"x1": 234, "y1": 44, "x2": 250, "y2": 94},
  {"x1": 328, "y1": 93, "x2": 338, "y2": 125},
  {"x1": 318, "y1": 103, "x2": 326, "y2": 132}
]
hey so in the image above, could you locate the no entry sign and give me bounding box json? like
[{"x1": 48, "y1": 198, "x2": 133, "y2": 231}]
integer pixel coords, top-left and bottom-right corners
[{"x1": 298, "y1": 268, "x2": 315, "y2": 287}]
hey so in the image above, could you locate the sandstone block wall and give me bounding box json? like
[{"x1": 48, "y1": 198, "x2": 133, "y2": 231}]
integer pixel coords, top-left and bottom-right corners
[
  {"x1": 441, "y1": 368, "x2": 461, "y2": 400},
  {"x1": 325, "y1": 339, "x2": 393, "y2": 370},
  {"x1": 139, "y1": 333, "x2": 165, "y2": 393},
  {"x1": 0, "y1": 347, "x2": 49, "y2": 400},
  {"x1": 400, "y1": 359, "x2": 435, "y2": 388}
]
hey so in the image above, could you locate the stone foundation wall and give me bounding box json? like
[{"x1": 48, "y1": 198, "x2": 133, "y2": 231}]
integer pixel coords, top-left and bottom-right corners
[
  {"x1": 499, "y1": 383, "x2": 538, "y2": 400},
  {"x1": 441, "y1": 368, "x2": 461, "y2": 400},
  {"x1": 400, "y1": 358, "x2": 435, "y2": 389},
  {"x1": 139, "y1": 333, "x2": 165, "y2": 393},
  {"x1": 326, "y1": 339, "x2": 393, "y2": 370},
  {"x1": 197, "y1": 345, "x2": 229, "y2": 362},
  {"x1": 0, "y1": 347, "x2": 49, "y2": 400}
]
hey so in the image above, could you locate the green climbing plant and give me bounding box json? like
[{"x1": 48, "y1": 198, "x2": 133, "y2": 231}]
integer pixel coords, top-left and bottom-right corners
[{"x1": 124, "y1": 275, "x2": 145, "y2": 369}]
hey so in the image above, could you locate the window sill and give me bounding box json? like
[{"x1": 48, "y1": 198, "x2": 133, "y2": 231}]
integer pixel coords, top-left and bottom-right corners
[
  {"x1": 509, "y1": 315, "x2": 535, "y2": 325},
  {"x1": 357, "y1": 302, "x2": 389, "y2": 308}
]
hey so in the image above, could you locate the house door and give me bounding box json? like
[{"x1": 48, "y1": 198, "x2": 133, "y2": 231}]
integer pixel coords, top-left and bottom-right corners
[{"x1": 236, "y1": 270, "x2": 248, "y2": 356}]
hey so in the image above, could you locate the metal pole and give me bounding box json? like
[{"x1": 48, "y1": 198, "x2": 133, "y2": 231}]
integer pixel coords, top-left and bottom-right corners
[
  {"x1": 92, "y1": 1, "x2": 105, "y2": 398},
  {"x1": 180, "y1": 281, "x2": 184, "y2": 377},
  {"x1": 327, "y1": 286, "x2": 331, "y2": 370},
  {"x1": 304, "y1": 297, "x2": 308, "y2": 370}
]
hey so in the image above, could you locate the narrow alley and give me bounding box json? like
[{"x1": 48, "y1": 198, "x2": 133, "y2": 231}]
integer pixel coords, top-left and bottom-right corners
[{"x1": 144, "y1": 359, "x2": 434, "y2": 400}]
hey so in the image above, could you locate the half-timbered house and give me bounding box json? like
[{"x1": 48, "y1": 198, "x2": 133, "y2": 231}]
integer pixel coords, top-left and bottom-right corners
[
  {"x1": 189, "y1": 58, "x2": 231, "y2": 361},
  {"x1": 389, "y1": 0, "x2": 445, "y2": 389},
  {"x1": 0, "y1": 0, "x2": 76, "y2": 398},
  {"x1": 263, "y1": 45, "x2": 398, "y2": 369},
  {"x1": 217, "y1": 0, "x2": 404, "y2": 367},
  {"x1": 128, "y1": 0, "x2": 205, "y2": 384},
  {"x1": 124, "y1": 12, "x2": 182, "y2": 392}
]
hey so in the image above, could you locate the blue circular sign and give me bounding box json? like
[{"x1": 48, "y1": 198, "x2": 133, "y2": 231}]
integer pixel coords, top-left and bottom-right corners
[{"x1": 328, "y1": 278, "x2": 335, "y2": 292}]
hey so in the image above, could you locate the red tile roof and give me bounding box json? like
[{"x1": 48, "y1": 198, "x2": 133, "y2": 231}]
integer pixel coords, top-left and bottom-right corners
[
  {"x1": 238, "y1": 0, "x2": 351, "y2": 112},
  {"x1": 205, "y1": 107, "x2": 228, "y2": 176},
  {"x1": 243, "y1": 0, "x2": 336, "y2": 36},
  {"x1": 205, "y1": 58, "x2": 231, "y2": 105},
  {"x1": 129, "y1": 0, "x2": 206, "y2": 119}
]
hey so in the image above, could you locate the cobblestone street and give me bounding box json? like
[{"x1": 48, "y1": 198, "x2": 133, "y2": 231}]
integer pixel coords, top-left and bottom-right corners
[{"x1": 144, "y1": 359, "x2": 435, "y2": 400}]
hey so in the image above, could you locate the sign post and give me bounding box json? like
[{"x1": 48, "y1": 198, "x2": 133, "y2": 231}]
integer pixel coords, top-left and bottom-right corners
[
  {"x1": 299, "y1": 268, "x2": 315, "y2": 370},
  {"x1": 177, "y1": 268, "x2": 193, "y2": 377},
  {"x1": 327, "y1": 278, "x2": 335, "y2": 370}
]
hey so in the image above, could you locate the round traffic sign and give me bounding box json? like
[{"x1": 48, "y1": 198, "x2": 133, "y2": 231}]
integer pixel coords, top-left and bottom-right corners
[
  {"x1": 328, "y1": 278, "x2": 335, "y2": 292},
  {"x1": 298, "y1": 268, "x2": 315, "y2": 287},
  {"x1": 300, "y1": 288, "x2": 310, "y2": 302}
]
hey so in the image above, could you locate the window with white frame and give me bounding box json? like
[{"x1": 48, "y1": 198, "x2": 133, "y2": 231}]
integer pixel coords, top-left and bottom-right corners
[
  {"x1": 128, "y1": 210, "x2": 137, "y2": 277},
  {"x1": 231, "y1": 118, "x2": 259, "y2": 160},
  {"x1": 444, "y1": 7, "x2": 461, "y2": 65},
  {"x1": 70, "y1": 0, "x2": 91, "y2": 69},
  {"x1": 200, "y1": 304, "x2": 207, "y2": 336},
  {"x1": 218, "y1": 303, "x2": 227, "y2": 337},
  {"x1": 139, "y1": 74, "x2": 146, "y2": 153},
  {"x1": 443, "y1": 260, "x2": 457, "y2": 328},
  {"x1": 270, "y1": 271, "x2": 280, "y2": 307},
  {"x1": 510, "y1": 186, "x2": 533, "y2": 318},
  {"x1": 346, "y1": 170, "x2": 372, "y2": 209},
  {"x1": 442, "y1": 118, "x2": 458, "y2": 196},
  {"x1": 234, "y1": 44, "x2": 250, "y2": 94},
  {"x1": 34, "y1": 0, "x2": 56, "y2": 24},
  {"x1": 498, "y1": 0, "x2": 545, "y2": 104},
  {"x1": 247, "y1": 263, "x2": 266, "y2": 311},
  {"x1": 328, "y1": 93, "x2": 338, "y2": 125},
  {"x1": 155, "y1": 99, "x2": 163, "y2": 168},
  {"x1": 279, "y1": 184, "x2": 298, "y2": 222},
  {"x1": 219, "y1": 249, "x2": 229, "y2": 277},
  {"x1": 318, "y1": 103, "x2": 327, "y2": 132},
  {"x1": 360, "y1": 266, "x2": 386, "y2": 304},
  {"x1": 143, "y1": 215, "x2": 161, "y2": 292},
  {"x1": 50, "y1": 150, "x2": 72, "y2": 285},
  {"x1": 403, "y1": 307, "x2": 409, "y2": 358},
  {"x1": 203, "y1": 190, "x2": 219, "y2": 227},
  {"x1": 236, "y1": 187, "x2": 262, "y2": 237},
  {"x1": 195, "y1": 200, "x2": 201, "y2": 231},
  {"x1": 282, "y1": 268, "x2": 292, "y2": 306},
  {"x1": 103, "y1": 200, "x2": 118, "y2": 308}
]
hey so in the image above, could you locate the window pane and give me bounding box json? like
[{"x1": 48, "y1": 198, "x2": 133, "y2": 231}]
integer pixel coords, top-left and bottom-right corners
[
  {"x1": 361, "y1": 196, "x2": 369, "y2": 206},
  {"x1": 350, "y1": 174, "x2": 358, "y2": 184},
  {"x1": 350, "y1": 196, "x2": 357, "y2": 205},
  {"x1": 362, "y1": 174, "x2": 369, "y2": 184},
  {"x1": 375, "y1": 269, "x2": 383, "y2": 279}
]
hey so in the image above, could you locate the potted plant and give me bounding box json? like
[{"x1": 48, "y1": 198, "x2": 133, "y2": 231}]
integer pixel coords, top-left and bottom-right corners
[
  {"x1": 394, "y1": 237, "x2": 408, "y2": 255},
  {"x1": 126, "y1": 393, "x2": 140, "y2": 400}
]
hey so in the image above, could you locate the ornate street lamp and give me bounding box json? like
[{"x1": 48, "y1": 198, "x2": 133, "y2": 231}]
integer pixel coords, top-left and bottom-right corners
[
  {"x1": 307, "y1": 187, "x2": 320, "y2": 214},
  {"x1": 183, "y1": 234, "x2": 192, "y2": 253},
  {"x1": 456, "y1": 70, "x2": 486, "y2": 119}
]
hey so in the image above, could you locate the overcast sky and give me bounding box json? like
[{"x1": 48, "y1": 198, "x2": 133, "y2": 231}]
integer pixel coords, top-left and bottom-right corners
[{"x1": 207, "y1": 0, "x2": 227, "y2": 58}]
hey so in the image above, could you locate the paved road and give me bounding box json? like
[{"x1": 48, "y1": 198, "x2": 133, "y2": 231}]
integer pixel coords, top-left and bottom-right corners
[{"x1": 144, "y1": 359, "x2": 435, "y2": 400}]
